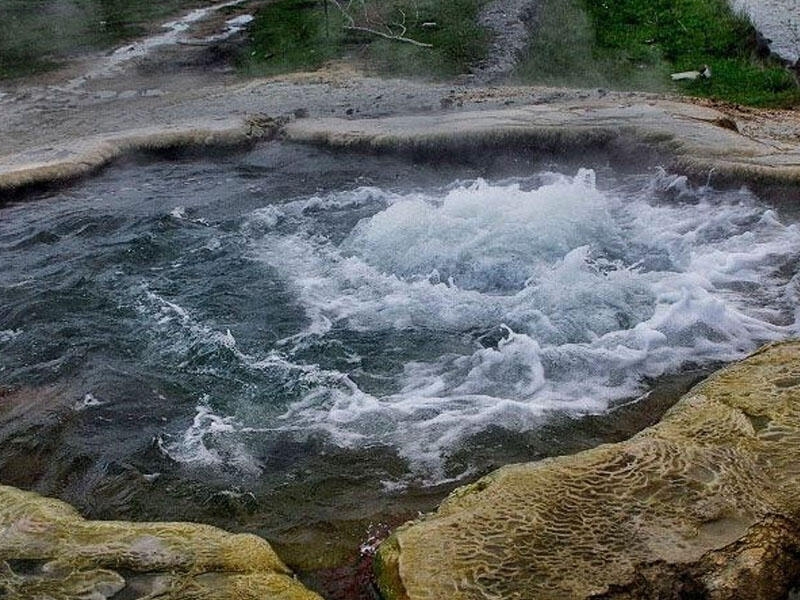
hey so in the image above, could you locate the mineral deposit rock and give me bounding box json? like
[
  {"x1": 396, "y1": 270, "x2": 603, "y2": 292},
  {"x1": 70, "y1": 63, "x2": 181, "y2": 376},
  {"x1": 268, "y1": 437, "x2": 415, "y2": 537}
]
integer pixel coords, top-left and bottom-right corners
[
  {"x1": 0, "y1": 484, "x2": 322, "y2": 599},
  {"x1": 375, "y1": 341, "x2": 800, "y2": 600}
]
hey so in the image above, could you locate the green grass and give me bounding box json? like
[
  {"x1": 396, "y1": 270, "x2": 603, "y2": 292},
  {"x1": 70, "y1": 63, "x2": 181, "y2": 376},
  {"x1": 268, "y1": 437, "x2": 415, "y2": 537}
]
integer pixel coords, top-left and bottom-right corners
[
  {"x1": 4, "y1": 0, "x2": 796, "y2": 109},
  {"x1": 514, "y1": 0, "x2": 800, "y2": 107},
  {"x1": 587, "y1": 0, "x2": 751, "y2": 63},
  {"x1": 241, "y1": 0, "x2": 489, "y2": 79},
  {"x1": 0, "y1": 0, "x2": 216, "y2": 79},
  {"x1": 239, "y1": 0, "x2": 346, "y2": 76},
  {"x1": 682, "y1": 59, "x2": 799, "y2": 106},
  {"x1": 360, "y1": 0, "x2": 489, "y2": 77},
  {"x1": 513, "y1": 0, "x2": 671, "y2": 90}
]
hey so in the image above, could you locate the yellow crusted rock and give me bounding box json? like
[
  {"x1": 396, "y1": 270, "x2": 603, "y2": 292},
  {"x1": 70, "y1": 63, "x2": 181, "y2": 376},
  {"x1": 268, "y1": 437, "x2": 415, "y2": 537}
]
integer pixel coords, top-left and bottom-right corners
[
  {"x1": 375, "y1": 341, "x2": 800, "y2": 600},
  {"x1": 0, "y1": 485, "x2": 322, "y2": 600}
]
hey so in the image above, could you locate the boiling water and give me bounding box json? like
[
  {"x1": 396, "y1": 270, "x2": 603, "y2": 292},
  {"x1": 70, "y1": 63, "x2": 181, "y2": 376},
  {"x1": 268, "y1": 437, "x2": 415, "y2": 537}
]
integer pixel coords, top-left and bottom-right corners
[
  {"x1": 1, "y1": 144, "x2": 799, "y2": 577},
  {"x1": 220, "y1": 167, "x2": 797, "y2": 477},
  {"x1": 3, "y1": 147, "x2": 800, "y2": 477}
]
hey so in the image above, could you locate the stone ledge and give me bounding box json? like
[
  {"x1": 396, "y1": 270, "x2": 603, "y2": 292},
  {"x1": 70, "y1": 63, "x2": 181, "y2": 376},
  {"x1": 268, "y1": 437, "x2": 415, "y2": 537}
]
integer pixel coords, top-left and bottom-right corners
[
  {"x1": 0, "y1": 484, "x2": 322, "y2": 600},
  {"x1": 0, "y1": 118, "x2": 261, "y2": 197},
  {"x1": 3, "y1": 97, "x2": 800, "y2": 198},
  {"x1": 375, "y1": 340, "x2": 800, "y2": 600}
]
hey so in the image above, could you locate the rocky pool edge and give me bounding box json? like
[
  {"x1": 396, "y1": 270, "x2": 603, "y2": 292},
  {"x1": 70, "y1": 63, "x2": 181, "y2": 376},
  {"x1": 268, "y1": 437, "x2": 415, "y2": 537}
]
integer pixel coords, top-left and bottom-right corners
[
  {"x1": 374, "y1": 339, "x2": 800, "y2": 599},
  {"x1": 2, "y1": 97, "x2": 800, "y2": 199}
]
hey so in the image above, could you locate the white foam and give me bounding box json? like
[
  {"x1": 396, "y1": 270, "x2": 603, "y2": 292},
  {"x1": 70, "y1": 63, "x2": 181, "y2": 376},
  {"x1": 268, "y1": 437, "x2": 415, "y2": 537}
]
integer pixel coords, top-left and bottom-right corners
[
  {"x1": 160, "y1": 400, "x2": 263, "y2": 476},
  {"x1": 73, "y1": 392, "x2": 106, "y2": 411},
  {"x1": 135, "y1": 288, "x2": 248, "y2": 377},
  {"x1": 0, "y1": 329, "x2": 22, "y2": 342},
  {"x1": 342, "y1": 172, "x2": 613, "y2": 293},
  {"x1": 173, "y1": 169, "x2": 800, "y2": 476}
]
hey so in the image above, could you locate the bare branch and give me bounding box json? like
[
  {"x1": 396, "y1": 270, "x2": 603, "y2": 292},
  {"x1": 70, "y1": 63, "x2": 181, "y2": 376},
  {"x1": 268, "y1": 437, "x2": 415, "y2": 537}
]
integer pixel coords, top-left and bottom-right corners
[
  {"x1": 390, "y1": 8, "x2": 407, "y2": 38},
  {"x1": 343, "y1": 24, "x2": 433, "y2": 47},
  {"x1": 325, "y1": 0, "x2": 432, "y2": 48}
]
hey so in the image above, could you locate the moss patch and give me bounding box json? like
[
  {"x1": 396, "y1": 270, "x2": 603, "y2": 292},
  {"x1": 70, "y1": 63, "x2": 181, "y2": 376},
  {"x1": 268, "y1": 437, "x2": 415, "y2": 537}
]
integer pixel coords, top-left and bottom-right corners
[{"x1": 0, "y1": 483, "x2": 323, "y2": 599}]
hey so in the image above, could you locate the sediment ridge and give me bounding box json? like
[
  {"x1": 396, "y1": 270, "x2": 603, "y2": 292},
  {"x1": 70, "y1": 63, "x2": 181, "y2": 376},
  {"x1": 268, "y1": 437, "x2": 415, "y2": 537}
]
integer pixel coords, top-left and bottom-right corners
[
  {"x1": 283, "y1": 100, "x2": 800, "y2": 185},
  {"x1": 3, "y1": 91, "x2": 800, "y2": 197},
  {"x1": 0, "y1": 117, "x2": 267, "y2": 197}
]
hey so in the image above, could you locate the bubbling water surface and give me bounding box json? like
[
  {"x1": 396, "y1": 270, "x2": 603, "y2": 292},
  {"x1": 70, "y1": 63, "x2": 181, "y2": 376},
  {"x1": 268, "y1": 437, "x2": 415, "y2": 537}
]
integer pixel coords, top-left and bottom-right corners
[
  {"x1": 173, "y1": 168, "x2": 800, "y2": 476},
  {"x1": 1, "y1": 150, "x2": 799, "y2": 487}
]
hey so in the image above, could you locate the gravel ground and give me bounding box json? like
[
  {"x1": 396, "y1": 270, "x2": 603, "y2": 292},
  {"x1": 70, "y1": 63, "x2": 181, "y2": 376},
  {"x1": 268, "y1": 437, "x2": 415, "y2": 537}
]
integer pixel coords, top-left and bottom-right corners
[
  {"x1": 470, "y1": 0, "x2": 541, "y2": 83},
  {"x1": 731, "y1": 0, "x2": 800, "y2": 64}
]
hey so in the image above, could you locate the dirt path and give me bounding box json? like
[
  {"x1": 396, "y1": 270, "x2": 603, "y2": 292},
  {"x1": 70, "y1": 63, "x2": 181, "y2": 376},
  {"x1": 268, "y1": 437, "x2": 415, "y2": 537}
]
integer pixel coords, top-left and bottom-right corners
[{"x1": 470, "y1": 0, "x2": 541, "y2": 82}]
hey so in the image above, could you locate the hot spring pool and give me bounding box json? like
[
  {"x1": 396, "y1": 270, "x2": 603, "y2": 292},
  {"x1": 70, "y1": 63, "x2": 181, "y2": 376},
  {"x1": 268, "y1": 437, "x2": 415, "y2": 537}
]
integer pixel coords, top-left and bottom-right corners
[{"x1": 1, "y1": 141, "x2": 799, "y2": 593}]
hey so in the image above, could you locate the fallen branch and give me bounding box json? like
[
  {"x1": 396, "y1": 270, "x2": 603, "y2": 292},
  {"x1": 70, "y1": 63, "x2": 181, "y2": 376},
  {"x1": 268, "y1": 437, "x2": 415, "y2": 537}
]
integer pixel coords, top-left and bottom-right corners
[
  {"x1": 326, "y1": 0, "x2": 433, "y2": 48},
  {"x1": 343, "y1": 24, "x2": 433, "y2": 47}
]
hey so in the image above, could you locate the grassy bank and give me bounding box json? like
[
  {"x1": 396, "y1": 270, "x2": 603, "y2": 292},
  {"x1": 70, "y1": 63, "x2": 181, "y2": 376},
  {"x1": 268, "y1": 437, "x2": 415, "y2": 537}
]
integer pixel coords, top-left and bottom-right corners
[
  {"x1": 240, "y1": 0, "x2": 489, "y2": 78},
  {"x1": 4, "y1": 0, "x2": 796, "y2": 108},
  {"x1": 243, "y1": 0, "x2": 798, "y2": 106},
  {"x1": 0, "y1": 0, "x2": 218, "y2": 79},
  {"x1": 514, "y1": 0, "x2": 800, "y2": 107}
]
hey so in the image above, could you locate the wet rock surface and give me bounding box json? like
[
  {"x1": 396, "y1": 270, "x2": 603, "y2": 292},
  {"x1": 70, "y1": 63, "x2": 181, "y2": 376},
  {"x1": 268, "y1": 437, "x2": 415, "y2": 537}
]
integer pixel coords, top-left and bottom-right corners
[
  {"x1": 283, "y1": 100, "x2": 800, "y2": 186},
  {"x1": 1, "y1": 0, "x2": 800, "y2": 197},
  {"x1": 375, "y1": 341, "x2": 800, "y2": 600},
  {"x1": 0, "y1": 483, "x2": 322, "y2": 599},
  {"x1": 5, "y1": 89, "x2": 800, "y2": 197},
  {"x1": 3, "y1": 0, "x2": 800, "y2": 196}
]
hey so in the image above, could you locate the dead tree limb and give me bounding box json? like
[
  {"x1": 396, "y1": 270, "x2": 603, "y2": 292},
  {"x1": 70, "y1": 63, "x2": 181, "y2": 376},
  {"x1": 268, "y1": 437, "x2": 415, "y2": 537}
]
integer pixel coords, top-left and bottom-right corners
[
  {"x1": 325, "y1": 0, "x2": 433, "y2": 48},
  {"x1": 343, "y1": 25, "x2": 433, "y2": 47}
]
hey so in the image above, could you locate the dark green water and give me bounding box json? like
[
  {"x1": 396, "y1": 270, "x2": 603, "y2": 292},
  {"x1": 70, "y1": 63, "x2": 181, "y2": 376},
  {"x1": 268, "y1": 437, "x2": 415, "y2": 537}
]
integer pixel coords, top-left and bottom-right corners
[{"x1": 2, "y1": 143, "x2": 800, "y2": 598}]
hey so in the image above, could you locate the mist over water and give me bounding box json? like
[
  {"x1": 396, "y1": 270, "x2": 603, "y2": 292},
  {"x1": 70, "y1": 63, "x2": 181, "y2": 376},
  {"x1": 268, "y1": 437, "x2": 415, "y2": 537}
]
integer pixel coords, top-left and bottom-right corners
[
  {"x1": 238, "y1": 168, "x2": 800, "y2": 473},
  {"x1": 1, "y1": 146, "x2": 799, "y2": 487}
]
